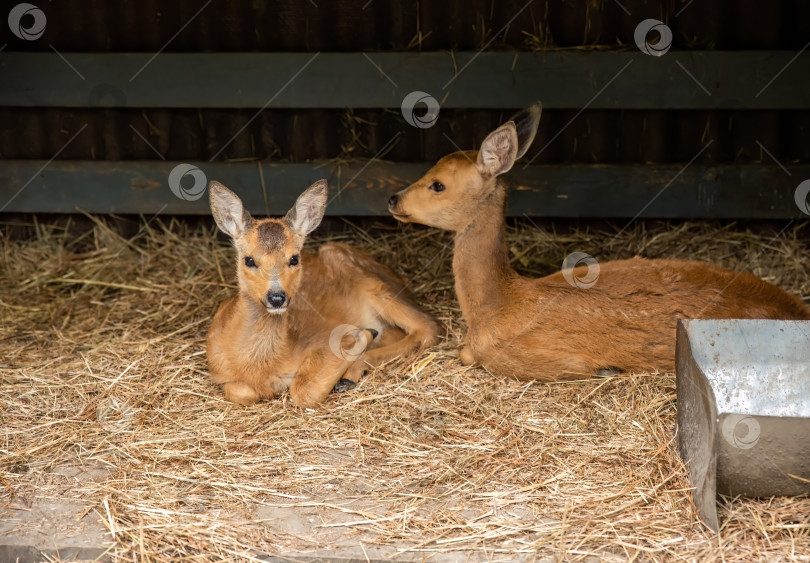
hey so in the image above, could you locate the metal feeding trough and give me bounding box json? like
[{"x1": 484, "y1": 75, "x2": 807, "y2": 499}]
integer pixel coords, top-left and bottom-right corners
[{"x1": 676, "y1": 319, "x2": 810, "y2": 531}]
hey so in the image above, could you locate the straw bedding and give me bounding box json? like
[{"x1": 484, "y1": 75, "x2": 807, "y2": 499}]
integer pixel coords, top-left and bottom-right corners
[{"x1": 1, "y1": 215, "x2": 809, "y2": 561}]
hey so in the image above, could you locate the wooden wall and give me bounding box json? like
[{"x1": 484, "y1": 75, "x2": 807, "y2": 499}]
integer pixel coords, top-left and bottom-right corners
[{"x1": 1, "y1": 0, "x2": 808, "y2": 217}]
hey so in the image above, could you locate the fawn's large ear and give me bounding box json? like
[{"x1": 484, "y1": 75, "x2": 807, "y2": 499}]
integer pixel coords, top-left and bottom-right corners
[
  {"x1": 285, "y1": 180, "x2": 328, "y2": 236},
  {"x1": 477, "y1": 122, "x2": 519, "y2": 178},
  {"x1": 209, "y1": 181, "x2": 253, "y2": 239},
  {"x1": 510, "y1": 101, "x2": 542, "y2": 159}
]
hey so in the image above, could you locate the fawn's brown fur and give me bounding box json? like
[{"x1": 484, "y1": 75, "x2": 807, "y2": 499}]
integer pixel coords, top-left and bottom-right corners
[
  {"x1": 207, "y1": 180, "x2": 439, "y2": 407},
  {"x1": 388, "y1": 102, "x2": 810, "y2": 380}
]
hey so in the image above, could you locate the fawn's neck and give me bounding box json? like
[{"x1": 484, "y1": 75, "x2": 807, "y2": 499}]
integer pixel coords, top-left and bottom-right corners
[
  {"x1": 238, "y1": 294, "x2": 289, "y2": 361},
  {"x1": 452, "y1": 182, "x2": 517, "y2": 325}
]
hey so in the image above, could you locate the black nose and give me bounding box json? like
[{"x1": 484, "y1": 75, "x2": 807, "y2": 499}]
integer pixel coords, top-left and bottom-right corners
[
  {"x1": 267, "y1": 291, "x2": 287, "y2": 308},
  {"x1": 387, "y1": 194, "x2": 399, "y2": 209}
]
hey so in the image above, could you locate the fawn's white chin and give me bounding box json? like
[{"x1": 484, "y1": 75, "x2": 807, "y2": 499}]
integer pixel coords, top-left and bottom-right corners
[{"x1": 265, "y1": 307, "x2": 287, "y2": 315}]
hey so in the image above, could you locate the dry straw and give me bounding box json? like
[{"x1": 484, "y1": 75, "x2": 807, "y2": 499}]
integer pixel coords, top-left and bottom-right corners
[{"x1": 1, "y1": 214, "x2": 809, "y2": 561}]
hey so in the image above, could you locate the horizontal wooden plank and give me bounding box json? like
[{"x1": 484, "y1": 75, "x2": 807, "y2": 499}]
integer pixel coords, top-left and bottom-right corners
[
  {"x1": 1, "y1": 160, "x2": 807, "y2": 219},
  {"x1": 1, "y1": 52, "x2": 807, "y2": 110}
]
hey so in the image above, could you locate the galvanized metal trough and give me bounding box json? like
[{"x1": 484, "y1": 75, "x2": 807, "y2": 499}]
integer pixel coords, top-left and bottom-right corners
[{"x1": 676, "y1": 319, "x2": 810, "y2": 531}]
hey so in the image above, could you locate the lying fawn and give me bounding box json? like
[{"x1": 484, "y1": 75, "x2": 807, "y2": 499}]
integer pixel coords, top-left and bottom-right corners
[
  {"x1": 207, "y1": 180, "x2": 439, "y2": 407},
  {"x1": 388, "y1": 102, "x2": 810, "y2": 380}
]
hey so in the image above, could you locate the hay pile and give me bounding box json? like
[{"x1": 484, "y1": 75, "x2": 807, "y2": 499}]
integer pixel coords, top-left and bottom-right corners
[{"x1": 1, "y1": 215, "x2": 809, "y2": 561}]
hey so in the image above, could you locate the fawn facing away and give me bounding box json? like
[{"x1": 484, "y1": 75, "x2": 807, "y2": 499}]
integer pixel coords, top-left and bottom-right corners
[
  {"x1": 388, "y1": 102, "x2": 810, "y2": 381},
  {"x1": 207, "y1": 180, "x2": 439, "y2": 407}
]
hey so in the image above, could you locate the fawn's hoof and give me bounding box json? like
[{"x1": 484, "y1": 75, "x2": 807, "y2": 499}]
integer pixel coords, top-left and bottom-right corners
[
  {"x1": 596, "y1": 366, "x2": 623, "y2": 376},
  {"x1": 367, "y1": 328, "x2": 379, "y2": 339},
  {"x1": 459, "y1": 346, "x2": 476, "y2": 366},
  {"x1": 333, "y1": 378, "x2": 356, "y2": 393}
]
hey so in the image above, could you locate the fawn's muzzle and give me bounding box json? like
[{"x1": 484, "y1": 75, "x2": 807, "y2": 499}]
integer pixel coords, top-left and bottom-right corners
[
  {"x1": 388, "y1": 193, "x2": 410, "y2": 221},
  {"x1": 266, "y1": 291, "x2": 288, "y2": 310}
]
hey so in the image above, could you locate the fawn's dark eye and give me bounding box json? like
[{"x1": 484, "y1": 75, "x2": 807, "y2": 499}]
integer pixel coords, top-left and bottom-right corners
[
  {"x1": 289, "y1": 254, "x2": 299, "y2": 267},
  {"x1": 244, "y1": 256, "x2": 257, "y2": 268},
  {"x1": 429, "y1": 181, "x2": 445, "y2": 193}
]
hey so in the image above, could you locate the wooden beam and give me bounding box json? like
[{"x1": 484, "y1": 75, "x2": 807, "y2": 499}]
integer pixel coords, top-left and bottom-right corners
[
  {"x1": 1, "y1": 160, "x2": 807, "y2": 219},
  {"x1": 1, "y1": 52, "x2": 807, "y2": 110}
]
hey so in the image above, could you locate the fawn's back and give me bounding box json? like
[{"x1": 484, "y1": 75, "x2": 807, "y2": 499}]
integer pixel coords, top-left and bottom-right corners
[{"x1": 472, "y1": 258, "x2": 810, "y2": 380}]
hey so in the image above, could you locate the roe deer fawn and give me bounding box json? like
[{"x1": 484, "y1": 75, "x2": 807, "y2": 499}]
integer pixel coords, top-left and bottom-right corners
[
  {"x1": 387, "y1": 102, "x2": 810, "y2": 380},
  {"x1": 207, "y1": 180, "x2": 439, "y2": 407}
]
